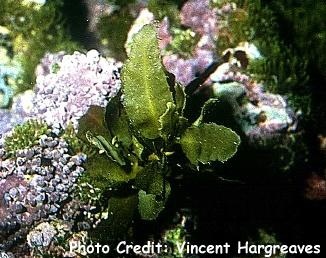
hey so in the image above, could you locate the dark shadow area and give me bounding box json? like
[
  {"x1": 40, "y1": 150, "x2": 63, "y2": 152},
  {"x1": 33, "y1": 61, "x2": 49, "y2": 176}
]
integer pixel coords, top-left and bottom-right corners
[{"x1": 60, "y1": 0, "x2": 100, "y2": 50}]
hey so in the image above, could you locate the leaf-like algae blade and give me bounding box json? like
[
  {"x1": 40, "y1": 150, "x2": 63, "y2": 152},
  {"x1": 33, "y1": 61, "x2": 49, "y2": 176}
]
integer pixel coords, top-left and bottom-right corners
[
  {"x1": 84, "y1": 154, "x2": 137, "y2": 189},
  {"x1": 138, "y1": 188, "x2": 170, "y2": 220},
  {"x1": 93, "y1": 195, "x2": 138, "y2": 241},
  {"x1": 121, "y1": 24, "x2": 173, "y2": 139},
  {"x1": 159, "y1": 102, "x2": 179, "y2": 140},
  {"x1": 105, "y1": 94, "x2": 132, "y2": 149},
  {"x1": 174, "y1": 83, "x2": 186, "y2": 114},
  {"x1": 180, "y1": 123, "x2": 240, "y2": 165}
]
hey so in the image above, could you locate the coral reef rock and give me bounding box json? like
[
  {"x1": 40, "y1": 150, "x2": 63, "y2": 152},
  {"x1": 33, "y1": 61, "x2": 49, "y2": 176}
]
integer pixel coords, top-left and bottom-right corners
[
  {"x1": 160, "y1": 0, "x2": 237, "y2": 85},
  {"x1": 0, "y1": 128, "x2": 86, "y2": 251},
  {"x1": 31, "y1": 50, "x2": 121, "y2": 131},
  {"x1": 210, "y1": 44, "x2": 297, "y2": 143}
]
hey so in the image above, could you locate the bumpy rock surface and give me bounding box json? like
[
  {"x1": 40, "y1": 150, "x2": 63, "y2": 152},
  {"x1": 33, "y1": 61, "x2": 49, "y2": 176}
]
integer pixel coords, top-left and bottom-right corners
[
  {"x1": 0, "y1": 50, "x2": 122, "y2": 137},
  {"x1": 26, "y1": 222, "x2": 57, "y2": 249},
  {"x1": 31, "y1": 50, "x2": 122, "y2": 131},
  {"x1": 160, "y1": 0, "x2": 236, "y2": 85},
  {"x1": 0, "y1": 132, "x2": 86, "y2": 250},
  {"x1": 209, "y1": 45, "x2": 297, "y2": 142}
]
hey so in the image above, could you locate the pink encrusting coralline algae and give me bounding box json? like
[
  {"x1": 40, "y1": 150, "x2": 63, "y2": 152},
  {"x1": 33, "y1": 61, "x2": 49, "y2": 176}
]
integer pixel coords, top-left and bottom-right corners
[
  {"x1": 31, "y1": 50, "x2": 122, "y2": 131},
  {"x1": 0, "y1": 50, "x2": 122, "y2": 137},
  {"x1": 160, "y1": 0, "x2": 237, "y2": 86}
]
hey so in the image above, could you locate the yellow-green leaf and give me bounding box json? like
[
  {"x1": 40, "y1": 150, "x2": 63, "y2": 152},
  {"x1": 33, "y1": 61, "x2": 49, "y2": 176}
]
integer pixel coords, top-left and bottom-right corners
[
  {"x1": 85, "y1": 154, "x2": 137, "y2": 189},
  {"x1": 180, "y1": 123, "x2": 240, "y2": 165},
  {"x1": 138, "y1": 187, "x2": 170, "y2": 220},
  {"x1": 105, "y1": 94, "x2": 132, "y2": 149},
  {"x1": 174, "y1": 83, "x2": 185, "y2": 114},
  {"x1": 95, "y1": 195, "x2": 138, "y2": 241},
  {"x1": 159, "y1": 102, "x2": 179, "y2": 140},
  {"x1": 121, "y1": 24, "x2": 173, "y2": 139}
]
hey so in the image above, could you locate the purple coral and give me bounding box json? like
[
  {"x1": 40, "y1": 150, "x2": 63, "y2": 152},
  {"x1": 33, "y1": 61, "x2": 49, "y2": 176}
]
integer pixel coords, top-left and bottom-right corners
[
  {"x1": 163, "y1": 55, "x2": 198, "y2": 86},
  {"x1": 180, "y1": 0, "x2": 218, "y2": 36},
  {"x1": 156, "y1": 0, "x2": 226, "y2": 85},
  {"x1": 31, "y1": 50, "x2": 121, "y2": 131},
  {"x1": 1, "y1": 50, "x2": 122, "y2": 137},
  {"x1": 0, "y1": 132, "x2": 86, "y2": 250},
  {"x1": 161, "y1": 41, "x2": 216, "y2": 86}
]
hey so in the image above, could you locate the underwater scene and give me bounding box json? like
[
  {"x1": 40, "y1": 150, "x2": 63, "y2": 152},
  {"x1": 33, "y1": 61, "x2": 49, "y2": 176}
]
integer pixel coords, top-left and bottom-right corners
[{"x1": 0, "y1": 0, "x2": 325, "y2": 257}]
